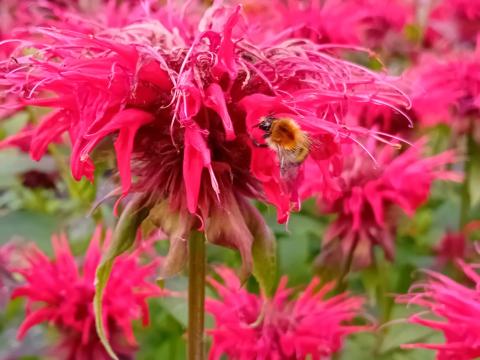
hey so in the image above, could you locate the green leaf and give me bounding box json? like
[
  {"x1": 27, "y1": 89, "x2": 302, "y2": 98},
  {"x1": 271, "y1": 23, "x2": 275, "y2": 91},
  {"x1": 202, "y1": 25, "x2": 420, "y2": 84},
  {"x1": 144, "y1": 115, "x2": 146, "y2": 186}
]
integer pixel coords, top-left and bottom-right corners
[
  {"x1": 94, "y1": 197, "x2": 150, "y2": 360},
  {"x1": 378, "y1": 306, "x2": 441, "y2": 359},
  {"x1": 252, "y1": 225, "x2": 277, "y2": 297},
  {"x1": 367, "y1": 56, "x2": 384, "y2": 71},
  {"x1": 1, "y1": 111, "x2": 29, "y2": 135},
  {"x1": 157, "y1": 276, "x2": 189, "y2": 327},
  {"x1": 469, "y1": 147, "x2": 480, "y2": 210},
  {"x1": 341, "y1": 333, "x2": 376, "y2": 360},
  {"x1": 143, "y1": 200, "x2": 193, "y2": 280},
  {"x1": 244, "y1": 202, "x2": 277, "y2": 297},
  {"x1": 94, "y1": 261, "x2": 116, "y2": 359},
  {"x1": 268, "y1": 212, "x2": 323, "y2": 285},
  {"x1": 0, "y1": 210, "x2": 59, "y2": 250},
  {"x1": 135, "y1": 299, "x2": 187, "y2": 360},
  {"x1": 404, "y1": 24, "x2": 422, "y2": 43}
]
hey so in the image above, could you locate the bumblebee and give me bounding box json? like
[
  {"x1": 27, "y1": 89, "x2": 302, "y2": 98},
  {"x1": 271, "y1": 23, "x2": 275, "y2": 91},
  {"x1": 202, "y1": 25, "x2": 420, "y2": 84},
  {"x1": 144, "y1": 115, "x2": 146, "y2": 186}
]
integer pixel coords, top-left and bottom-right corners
[{"x1": 254, "y1": 115, "x2": 310, "y2": 176}]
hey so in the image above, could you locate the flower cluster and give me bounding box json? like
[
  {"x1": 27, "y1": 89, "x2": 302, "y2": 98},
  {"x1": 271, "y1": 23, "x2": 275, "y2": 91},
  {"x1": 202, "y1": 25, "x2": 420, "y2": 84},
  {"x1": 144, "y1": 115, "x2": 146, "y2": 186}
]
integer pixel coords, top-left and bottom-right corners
[
  {"x1": 409, "y1": 49, "x2": 480, "y2": 130},
  {"x1": 234, "y1": 0, "x2": 412, "y2": 50},
  {"x1": 427, "y1": 0, "x2": 480, "y2": 47},
  {"x1": 0, "y1": 2, "x2": 410, "y2": 277},
  {"x1": 399, "y1": 260, "x2": 480, "y2": 360},
  {"x1": 12, "y1": 228, "x2": 164, "y2": 360},
  {"x1": 206, "y1": 267, "x2": 365, "y2": 360},
  {"x1": 1, "y1": 0, "x2": 479, "y2": 359},
  {"x1": 303, "y1": 139, "x2": 458, "y2": 268}
]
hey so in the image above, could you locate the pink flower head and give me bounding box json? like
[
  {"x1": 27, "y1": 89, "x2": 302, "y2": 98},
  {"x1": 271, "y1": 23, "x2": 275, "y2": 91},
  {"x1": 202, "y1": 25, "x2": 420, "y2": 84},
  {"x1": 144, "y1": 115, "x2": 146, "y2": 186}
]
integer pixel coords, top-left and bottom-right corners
[
  {"x1": 0, "y1": 0, "x2": 154, "y2": 40},
  {"x1": 409, "y1": 49, "x2": 480, "y2": 129},
  {"x1": 233, "y1": 0, "x2": 412, "y2": 48},
  {"x1": 307, "y1": 139, "x2": 458, "y2": 268},
  {"x1": 398, "y1": 260, "x2": 480, "y2": 360},
  {"x1": 319, "y1": 0, "x2": 413, "y2": 48},
  {"x1": 0, "y1": 0, "x2": 163, "y2": 120},
  {"x1": 0, "y1": 4, "x2": 410, "y2": 276},
  {"x1": 345, "y1": 102, "x2": 414, "y2": 136},
  {"x1": 0, "y1": 0, "x2": 85, "y2": 58},
  {"x1": 206, "y1": 267, "x2": 366, "y2": 360},
  {"x1": 11, "y1": 227, "x2": 164, "y2": 360},
  {"x1": 428, "y1": 0, "x2": 480, "y2": 47},
  {"x1": 225, "y1": 0, "x2": 324, "y2": 44}
]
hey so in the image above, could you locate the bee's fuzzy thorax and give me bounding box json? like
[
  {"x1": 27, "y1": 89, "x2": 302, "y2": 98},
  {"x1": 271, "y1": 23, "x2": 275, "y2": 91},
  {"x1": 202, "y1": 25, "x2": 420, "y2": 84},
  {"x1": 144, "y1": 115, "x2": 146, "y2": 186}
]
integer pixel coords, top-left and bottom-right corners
[
  {"x1": 259, "y1": 116, "x2": 311, "y2": 171},
  {"x1": 269, "y1": 118, "x2": 305, "y2": 149}
]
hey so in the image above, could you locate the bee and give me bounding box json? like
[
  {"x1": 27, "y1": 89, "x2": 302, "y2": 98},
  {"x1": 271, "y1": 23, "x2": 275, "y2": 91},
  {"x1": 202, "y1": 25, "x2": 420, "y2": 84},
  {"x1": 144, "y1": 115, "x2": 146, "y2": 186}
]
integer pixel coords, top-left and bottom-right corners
[{"x1": 253, "y1": 115, "x2": 310, "y2": 178}]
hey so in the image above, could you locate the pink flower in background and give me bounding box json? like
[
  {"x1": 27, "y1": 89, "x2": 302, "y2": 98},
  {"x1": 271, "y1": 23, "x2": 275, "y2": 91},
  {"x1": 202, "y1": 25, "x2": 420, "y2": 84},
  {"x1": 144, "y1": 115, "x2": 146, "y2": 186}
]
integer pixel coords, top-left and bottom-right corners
[
  {"x1": 206, "y1": 267, "x2": 366, "y2": 360},
  {"x1": 0, "y1": 0, "x2": 86, "y2": 58},
  {"x1": 1, "y1": 1, "x2": 479, "y2": 359},
  {"x1": 320, "y1": 0, "x2": 413, "y2": 49},
  {"x1": 435, "y1": 221, "x2": 480, "y2": 266},
  {"x1": 0, "y1": 3, "x2": 409, "y2": 276},
  {"x1": 0, "y1": 0, "x2": 193, "y2": 119},
  {"x1": 236, "y1": 0, "x2": 412, "y2": 48},
  {"x1": 345, "y1": 102, "x2": 414, "y2": 136},
  {"x1": 0, "y1": 0, "x2": 132, "y2": 119},
  {"x1": 306, "y1": 139, "x2": 458, "y2": 268},
  {"x1": 0, "y1": 0, "x2": 154, "y2": 41},
  {"x1": 435, "y1": 231, "x2": 468, "y2": 266},
  {"x1": 409, "y1": 49, "x2": 480, "y2": 129},
  {"x1": 398, "y1": 260, "x2": 480, "y2": 360},
  {"x1": 444, "y1": 0, "x2": 480, "y2": 21},
  {"x1": 12, "y1": 228, "x2": 164, "y2": 360},
  {"x1": 428, "y1": 0, "x2": 480, "y2": 47}
]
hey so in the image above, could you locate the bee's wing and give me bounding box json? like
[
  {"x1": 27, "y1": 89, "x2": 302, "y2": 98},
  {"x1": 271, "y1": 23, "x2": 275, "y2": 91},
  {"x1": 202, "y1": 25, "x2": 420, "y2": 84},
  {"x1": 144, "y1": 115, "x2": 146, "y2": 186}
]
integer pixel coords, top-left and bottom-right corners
[
  {"x1": 275, "y1": 146, "x2": 301, "y2": 183},
  {"x1": 304, "y1": 134, "x2": 338, "y2": 161}
]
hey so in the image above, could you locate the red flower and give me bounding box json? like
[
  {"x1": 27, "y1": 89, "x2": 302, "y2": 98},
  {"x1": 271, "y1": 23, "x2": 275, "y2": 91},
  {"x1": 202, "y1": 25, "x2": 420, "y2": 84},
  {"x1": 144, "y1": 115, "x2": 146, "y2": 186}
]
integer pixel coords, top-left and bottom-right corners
[
  {"x1": 398, "y1": 260, "x2": 480, "y2": 360},
  {"x1": 0, "y1": 4, "x2": 410, "y2": 276},
  {"x1": 12, "y1": 228, "x2": 164, "y2": 360},
  {"x1": 306, "y1": 139, "x2": 458, "y2": 268},
  {"x1": 206, "y1": 267, "x2": 366, "y2": 360}
]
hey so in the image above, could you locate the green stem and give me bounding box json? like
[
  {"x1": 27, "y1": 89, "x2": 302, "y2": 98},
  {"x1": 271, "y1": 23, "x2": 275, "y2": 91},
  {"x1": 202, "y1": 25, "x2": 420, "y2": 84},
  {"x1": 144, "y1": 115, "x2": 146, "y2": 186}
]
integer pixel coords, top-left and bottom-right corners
[
  {"x1": 460, "y1": 124, "x2": 474, "y2": 228},
  {"x1": 335, "y1": 237, "x2": 359, "y2": 293},
  {"x1": 188, "y1": 230, "x2": 206, "y2": 360},
  {"x1": 372, "y1": 253, "x2": 392, "y2": 357}
]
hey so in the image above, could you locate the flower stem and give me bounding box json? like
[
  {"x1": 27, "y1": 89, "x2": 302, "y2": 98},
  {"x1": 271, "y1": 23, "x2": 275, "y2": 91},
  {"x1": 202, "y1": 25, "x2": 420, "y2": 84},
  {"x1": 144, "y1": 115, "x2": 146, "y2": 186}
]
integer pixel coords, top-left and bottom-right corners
[
  {"x1": 460, "y1": 124, "x2": 474, "y2": 228},
  {"x1": 335, "y1": 237, "x2": 359, "y2": 292},
  {"x1": 188, "y1": 230, "x2": 206, "y2": 360}
]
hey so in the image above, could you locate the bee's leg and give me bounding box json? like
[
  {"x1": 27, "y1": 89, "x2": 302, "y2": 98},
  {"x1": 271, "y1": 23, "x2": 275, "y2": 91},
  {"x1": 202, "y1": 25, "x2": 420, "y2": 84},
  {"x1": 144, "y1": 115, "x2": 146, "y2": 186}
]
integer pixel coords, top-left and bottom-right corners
[{"x1": 251, "y1": 139, "x2": 269, "y2": 148}]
